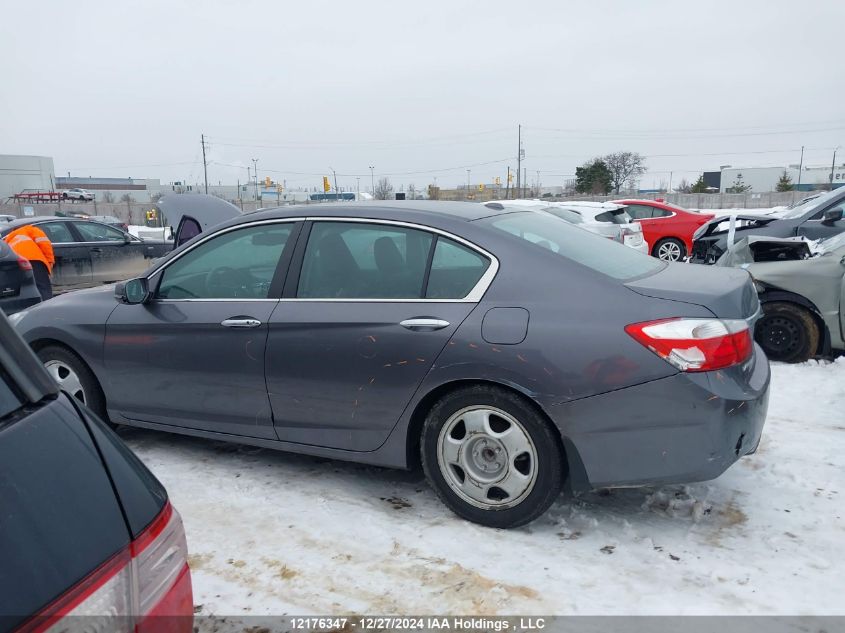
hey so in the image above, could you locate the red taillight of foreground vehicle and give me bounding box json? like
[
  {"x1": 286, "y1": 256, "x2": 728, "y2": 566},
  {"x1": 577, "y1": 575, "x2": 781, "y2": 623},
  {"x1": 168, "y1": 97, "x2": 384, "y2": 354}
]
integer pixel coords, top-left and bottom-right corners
[
  {"x1": 625, "y1": 317, "x2": 753, "y2": 372},
  {"x1": 18, "y1": 502, "x2": 193, "y2": 633},
  {"x1": 17, "y1": 256, "x2": 32, "y2": 271}
]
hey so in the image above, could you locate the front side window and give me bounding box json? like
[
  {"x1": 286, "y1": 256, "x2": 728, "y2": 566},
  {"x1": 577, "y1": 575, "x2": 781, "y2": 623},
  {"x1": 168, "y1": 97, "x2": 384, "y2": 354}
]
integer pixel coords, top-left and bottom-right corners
[
  {"x1": 298, "y1": 222, "x2": 433, "y2": 299},
  {"x1": 426, "y1": 238, "x2": 490, "y2": 299},
  {"x1": 38, "y1": 222, "x2": 74, "y2": 243},
  {"x1": 73, "y1": 221, "x2": 126, "y2": 242},
  {"x1": 157, "y1": 223, "x2": 292, "y2": 299}
]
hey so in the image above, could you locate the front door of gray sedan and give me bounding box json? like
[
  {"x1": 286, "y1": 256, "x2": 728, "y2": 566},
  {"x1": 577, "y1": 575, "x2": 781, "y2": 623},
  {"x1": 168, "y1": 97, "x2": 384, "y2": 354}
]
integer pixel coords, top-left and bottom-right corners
[
  {"x1": 103, "y1": 221, "x2": 300, "y2": 437},
  {"x1": 266, "y1": 220, "x2": 495, "y2": 451}
]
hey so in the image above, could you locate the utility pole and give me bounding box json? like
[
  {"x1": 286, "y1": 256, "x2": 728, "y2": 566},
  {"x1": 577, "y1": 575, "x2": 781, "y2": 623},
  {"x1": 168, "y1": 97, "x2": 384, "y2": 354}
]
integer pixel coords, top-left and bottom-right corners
[
  {"x1": 797, "y1": 146, "x2": 804, "y2": 193},
  {"x1": 505, "y1": 166, "x2": 511, "y2": 199},
  {"x1": 331, "y1": 168, "x2": 339, "y2": 197},
  {"x1": 536, "y1": 170, "x2": 540, "y2": 197},
  {"x1": 201, "y1": 134, "x2": 209, "y2": 194},
  {"x1": 516, "y1": 124, "x2": 522, "y2": 198},
  {"x1": 369, "y1": 166, "x2": 375, "y2": 195},
  {"x1": 831, "y1": 147, "x2": 839, "y2": 188},
  {"x1": 356, "y1": 177, "x2": 360, "y2": 200},
  {"x1": 466, "y1": 169, "x2": 471, "y2": 200},
  {"x1": 251, "y1": 158, "x2": 259, "y2": 202}
]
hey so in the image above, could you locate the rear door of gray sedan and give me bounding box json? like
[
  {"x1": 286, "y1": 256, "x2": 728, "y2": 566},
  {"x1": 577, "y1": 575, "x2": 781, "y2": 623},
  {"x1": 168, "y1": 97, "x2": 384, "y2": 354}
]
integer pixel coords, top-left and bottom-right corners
[
  {"x1": 265, "y1": 219, "x2": 497, "y2": 452},
  {"x1": 103, "y1": 219, "x2": 301, "y2": 437}
]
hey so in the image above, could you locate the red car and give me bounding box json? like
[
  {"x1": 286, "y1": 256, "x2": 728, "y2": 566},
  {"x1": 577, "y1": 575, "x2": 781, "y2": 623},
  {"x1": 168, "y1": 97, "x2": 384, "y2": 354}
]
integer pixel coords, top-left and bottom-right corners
[{"x1": 613, "y1": 199, "x2": 714, "y2": 262}]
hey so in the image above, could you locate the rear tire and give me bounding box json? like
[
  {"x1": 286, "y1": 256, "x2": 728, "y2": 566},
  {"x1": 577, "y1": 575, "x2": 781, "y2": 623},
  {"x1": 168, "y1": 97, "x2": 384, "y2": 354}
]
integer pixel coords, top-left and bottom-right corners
[
  {"x1": 754, "y1": 302, "x2": 819, "y2": 363},
  {"x1": 36, "y1": 345, "x2": 109, "y2": 420},
  {"x1": 653, "y1": 237, "x2": 686, "y2": 262},
  {"x1": 421, "y1": 385, "x2": 564, "y2": 528}
]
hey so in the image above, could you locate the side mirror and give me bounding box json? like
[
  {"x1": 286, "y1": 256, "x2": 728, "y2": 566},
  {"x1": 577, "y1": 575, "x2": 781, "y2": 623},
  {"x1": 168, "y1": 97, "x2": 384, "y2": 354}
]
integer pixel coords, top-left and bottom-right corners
[
  {"x1": 822, "y1": 207, "x2": 844, "y2": 224},
  {"x1": 123, "y1": 233, "x2": 132, "y2": 244},
  {"x1": 115, "y1": 278, "x2": 151, "y2": 305}
]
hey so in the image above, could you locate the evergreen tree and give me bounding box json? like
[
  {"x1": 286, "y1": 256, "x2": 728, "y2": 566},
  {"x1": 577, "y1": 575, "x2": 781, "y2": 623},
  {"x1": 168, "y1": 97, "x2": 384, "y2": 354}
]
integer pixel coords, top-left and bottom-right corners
[
  {"x1": 689, "y1": 174, "x2": 708, "y2": 193},
  {"x1": 575, "y1": 159, "x2": 612, "y2": 194},
  {"x1": 776, "y1": 171, "x2": 794, "y2": 192},
  {"x1": 726, "y1": 174, "x2": 751, "y2": 194}
]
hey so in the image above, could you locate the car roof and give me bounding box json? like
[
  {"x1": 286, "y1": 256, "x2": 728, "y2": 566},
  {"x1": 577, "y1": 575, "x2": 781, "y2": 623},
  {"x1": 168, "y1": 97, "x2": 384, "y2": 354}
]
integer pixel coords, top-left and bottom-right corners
[
  {"x1": 1, "y1": 216, "x2": 78, "y2": 233},
  {"x1": 240, "y1": 200, "x2": 513, "y2": 225}
]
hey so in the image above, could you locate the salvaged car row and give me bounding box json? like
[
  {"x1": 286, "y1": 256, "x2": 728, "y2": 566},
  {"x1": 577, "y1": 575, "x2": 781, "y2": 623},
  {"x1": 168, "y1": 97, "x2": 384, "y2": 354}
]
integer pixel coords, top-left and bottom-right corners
[{"x1": 2, "y1": 190, "x2": 841, "y2": 629}]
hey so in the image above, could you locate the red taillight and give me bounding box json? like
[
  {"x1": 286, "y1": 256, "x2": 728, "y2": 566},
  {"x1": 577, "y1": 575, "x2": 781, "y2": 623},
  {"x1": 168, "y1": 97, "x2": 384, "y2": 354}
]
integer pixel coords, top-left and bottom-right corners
[
  {"x1": 625, "y1": 317, "x2": 753, "y2": 372},
  {"x1": 17, "y1": 256, "x2": 32, "y2": 271},
  {"x1": 18, "y1": 502, "x2": 193, "y2": 633}
]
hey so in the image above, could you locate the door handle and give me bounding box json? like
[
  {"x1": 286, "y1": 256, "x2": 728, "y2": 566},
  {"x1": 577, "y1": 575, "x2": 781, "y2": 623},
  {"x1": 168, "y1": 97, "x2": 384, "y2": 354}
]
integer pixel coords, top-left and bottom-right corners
[
  {"x1": 90, "y1": 247, "x2": 103, "y2": 253},
  {"x1": 220, "y1": 318, "x2": 262, "y2": 328},
  {"x1": 400, "y1": 318, "x2": 450, "y2": 330}
]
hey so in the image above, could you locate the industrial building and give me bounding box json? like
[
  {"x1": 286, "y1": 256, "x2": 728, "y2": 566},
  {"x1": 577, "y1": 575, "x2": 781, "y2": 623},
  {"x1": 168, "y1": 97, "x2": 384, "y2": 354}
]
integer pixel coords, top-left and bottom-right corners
[
  {"x1": 0, "y1": 155, "x2": 56, "y2": 200},
  {"x1": 719, "y1": 165, "x2": 845, "y2": 193}
]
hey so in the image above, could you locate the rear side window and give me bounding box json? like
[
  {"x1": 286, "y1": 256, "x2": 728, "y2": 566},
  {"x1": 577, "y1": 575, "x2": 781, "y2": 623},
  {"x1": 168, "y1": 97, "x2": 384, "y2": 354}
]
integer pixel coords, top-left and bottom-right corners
[
  {"x1": 624, "y1": 204, "x2": 653, "y2": 220},
  {"x1": 482, "y1": 212, "x2": 663, "y2": 281},
  {"x1": 38, "y1": 222, "x2": 74, "y2": 243},
  {"x1": 298, "y1": 222, "x2": 433, "y2": 299},
  {"x1": 595, "y1": 209, "x2": 632, "y2": 224},
  {"x1": 426, "y1": 238, "x2": 490, "y2": 299},
  {"x1": 73, "y1": 221, "x2": 126, "y2": 242}
]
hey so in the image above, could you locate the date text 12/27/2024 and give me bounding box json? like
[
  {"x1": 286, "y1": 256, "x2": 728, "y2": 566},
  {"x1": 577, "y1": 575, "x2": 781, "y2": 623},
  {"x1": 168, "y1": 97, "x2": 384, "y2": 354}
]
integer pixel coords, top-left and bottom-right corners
[{"x1": 289, "y1": 617, "x2": 547, "y2": 631}]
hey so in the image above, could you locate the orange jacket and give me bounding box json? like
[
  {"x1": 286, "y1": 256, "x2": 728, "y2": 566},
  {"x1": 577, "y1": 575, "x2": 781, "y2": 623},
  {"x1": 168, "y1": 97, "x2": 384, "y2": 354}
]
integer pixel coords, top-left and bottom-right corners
[{"x1": 4, "y1": 225, "x2": 55, "y2": 274}]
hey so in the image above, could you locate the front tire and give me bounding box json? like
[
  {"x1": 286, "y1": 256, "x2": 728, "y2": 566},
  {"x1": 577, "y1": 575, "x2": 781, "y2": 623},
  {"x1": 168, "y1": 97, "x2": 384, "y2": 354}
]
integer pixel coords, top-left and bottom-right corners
[
  {"x1": 37, "y1": 345, "x2": 108, "y2": 419},
  {"x1": 421, "y1": 385, "x2": 564, "y2": 528},
  {"x1": 653, "y1": 237, "x2": 686, "y2": 262},
  {"x1": 754, "y1": 302, "x2": 819, "y2": 363}
]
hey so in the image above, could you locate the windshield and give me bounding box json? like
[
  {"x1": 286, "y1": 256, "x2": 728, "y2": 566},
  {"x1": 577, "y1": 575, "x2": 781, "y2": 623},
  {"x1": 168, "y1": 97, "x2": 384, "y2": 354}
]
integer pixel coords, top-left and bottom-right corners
[
  {"x1": 480, "y1": 211, "x2": 663, "y2": 281},
  {"x1": 819, "y1": 231, "x2": 845, "y2": 253},
  {"x1": 781, "y1": 188, "x2": 842, "y2": 219},
  {"x1": 544, "y1": 207, "x2": 583, "y2": 224}
]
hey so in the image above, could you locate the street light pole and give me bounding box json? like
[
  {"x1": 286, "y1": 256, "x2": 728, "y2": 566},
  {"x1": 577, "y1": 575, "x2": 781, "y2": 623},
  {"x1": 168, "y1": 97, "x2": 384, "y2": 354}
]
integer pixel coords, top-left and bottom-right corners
[
  {"x1": 831, "y1": 147, "x2": 840, "y2": 188},
  {"x1": 467, "y1": 169, "x2": 471, "y2": 200},
  {"x1": 369, "y1": 166, "x2": 375, "y2": 196}
]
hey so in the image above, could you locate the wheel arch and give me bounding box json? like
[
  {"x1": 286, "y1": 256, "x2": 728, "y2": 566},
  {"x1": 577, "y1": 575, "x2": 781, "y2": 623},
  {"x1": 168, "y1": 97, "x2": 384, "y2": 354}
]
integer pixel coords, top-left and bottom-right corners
[
  {"x1": 651, "y1": 235, "x2": 687, "y2": 257},
  {"x1": 404, "y1": 378, "x2": 586, "y2": 491},
  {"x1": 29, "y1": 337, "x2": 110, "y2": 399},
  {"x1": 758, "y1": 290, "x2": 830, "y2": 355}
]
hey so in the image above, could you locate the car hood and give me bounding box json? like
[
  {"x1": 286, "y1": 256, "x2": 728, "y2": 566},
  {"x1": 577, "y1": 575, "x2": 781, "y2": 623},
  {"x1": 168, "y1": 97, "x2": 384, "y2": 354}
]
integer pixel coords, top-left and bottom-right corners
[
  {"x1": 625, "y1": 262, "x2": 758, "y2": 319},
  {"x1": 715, "y1": 236, "x2": 814, "y2": 267},
  {"x1": 695, "y1": 214, "x2": 779, "y2": 241},
  {"x1": 156, "y1": 194, "x2": 241, "y2": 237}
]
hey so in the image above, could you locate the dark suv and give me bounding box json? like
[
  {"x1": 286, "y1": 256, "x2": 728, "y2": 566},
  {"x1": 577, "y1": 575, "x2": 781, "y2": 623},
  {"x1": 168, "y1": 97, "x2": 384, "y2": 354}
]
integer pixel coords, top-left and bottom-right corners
[
  {"x1": 691, "y1": 187, "x2": 845, "y2": 263},
  {"x1": 0, "y1": 311, "x2": 193, "y2": 632}
]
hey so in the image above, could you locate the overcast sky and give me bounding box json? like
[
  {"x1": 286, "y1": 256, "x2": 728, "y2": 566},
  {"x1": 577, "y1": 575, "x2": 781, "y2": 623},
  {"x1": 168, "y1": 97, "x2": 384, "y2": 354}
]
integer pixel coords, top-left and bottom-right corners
[{"x1": 1, "y1": 0, "x2": 843, "y2": 191}]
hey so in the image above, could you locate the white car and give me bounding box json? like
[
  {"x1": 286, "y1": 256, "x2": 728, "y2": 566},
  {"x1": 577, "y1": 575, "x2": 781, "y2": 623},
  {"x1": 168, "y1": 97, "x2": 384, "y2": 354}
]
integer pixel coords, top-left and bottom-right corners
[
  {"x1": 485, "y1": 200, "x2": 649, "y2": 253},
  {"x1": 61, "y1": 188, "x2": 95, "y2": 201}
]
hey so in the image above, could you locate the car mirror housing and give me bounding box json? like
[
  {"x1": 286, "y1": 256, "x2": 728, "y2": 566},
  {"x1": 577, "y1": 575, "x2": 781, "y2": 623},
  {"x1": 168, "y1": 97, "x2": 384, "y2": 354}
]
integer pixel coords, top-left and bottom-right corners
[
  {"x1": 115, "y1": 278, "x2": 151, "y2": 305},
  {"x1": 822, "y1": 207, "x2": 844, "y2": 224}
]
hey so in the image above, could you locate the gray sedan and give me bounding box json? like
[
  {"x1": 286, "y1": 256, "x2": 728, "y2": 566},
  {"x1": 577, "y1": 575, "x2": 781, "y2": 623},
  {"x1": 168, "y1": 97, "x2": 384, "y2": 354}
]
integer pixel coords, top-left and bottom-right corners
[{"x1": 11, "y1": 201, "x2": 769, "y2": 528}]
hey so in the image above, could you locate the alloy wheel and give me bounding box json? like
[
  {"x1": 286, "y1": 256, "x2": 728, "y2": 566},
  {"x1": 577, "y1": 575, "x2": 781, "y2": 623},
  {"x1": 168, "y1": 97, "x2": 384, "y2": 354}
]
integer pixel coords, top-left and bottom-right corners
[
  {"x1": 44, "y1": 360, "x2": 87, "y2": 404},
  {"x1": 657, "y1": 240, "x2": 683, "y2": 261}
]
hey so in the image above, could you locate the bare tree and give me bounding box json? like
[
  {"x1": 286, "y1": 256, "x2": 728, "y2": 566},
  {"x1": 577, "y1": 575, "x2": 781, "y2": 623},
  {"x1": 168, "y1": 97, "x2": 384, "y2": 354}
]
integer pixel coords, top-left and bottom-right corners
[
  {"x1": 119, "y1": 193, "x2": 135, "y2": 203},
  {"x1": 101, "y1": 191, "x2": 115, "y2": 203},
  {"x1": 374, "y1": 177, "x2": 394, "y2": 200},
  {"x1": 675, "y1": 178, "x2": 691, "y2": 194},
  {"x1": 151, "y1": 192, "x2": 164, "y2": 203},
  {"x1": 603, "y1": 151, "x2": 647, "y2": 193}
]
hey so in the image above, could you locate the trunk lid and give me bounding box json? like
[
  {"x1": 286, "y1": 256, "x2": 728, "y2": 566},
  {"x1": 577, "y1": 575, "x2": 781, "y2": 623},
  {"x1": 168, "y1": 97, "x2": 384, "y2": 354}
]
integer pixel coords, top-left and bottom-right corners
[{"x1": 625, "y1": 262, "x2": 760, "y2": 319}]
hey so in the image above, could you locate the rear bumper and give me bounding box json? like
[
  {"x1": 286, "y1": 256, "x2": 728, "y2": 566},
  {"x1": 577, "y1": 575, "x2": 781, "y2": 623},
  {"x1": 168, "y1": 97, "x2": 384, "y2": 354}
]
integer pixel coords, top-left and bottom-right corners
[
  {"x1": 0, "y1": 292, "x2": 42, "y2": 315},
  {"x1": 551, "y1": 344, "x2": 770, "y2": 490}
]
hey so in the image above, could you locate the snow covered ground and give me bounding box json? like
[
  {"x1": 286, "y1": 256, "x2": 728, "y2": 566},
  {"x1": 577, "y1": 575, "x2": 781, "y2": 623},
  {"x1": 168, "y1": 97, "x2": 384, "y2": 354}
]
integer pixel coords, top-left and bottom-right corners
[{"x1": 121, "y1": 360, "x2": 844, "y2": 618}]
